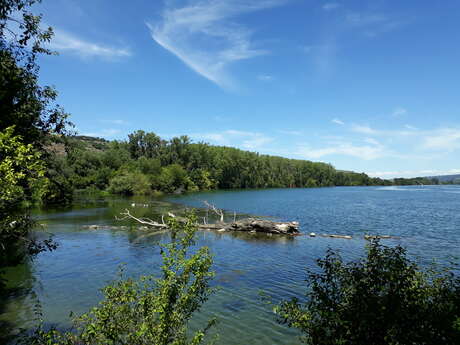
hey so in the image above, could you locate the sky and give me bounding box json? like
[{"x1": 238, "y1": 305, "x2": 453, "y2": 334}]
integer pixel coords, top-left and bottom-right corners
[{"x1": 32, "y1": 0, "x2": 460, "y2": 178}]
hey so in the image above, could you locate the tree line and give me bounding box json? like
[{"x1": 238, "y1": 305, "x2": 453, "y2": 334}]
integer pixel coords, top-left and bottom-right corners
[
  {"x1": 48, "y1": 131, "x2": 394, "y2": 200},
  {"x1": 46, "y1": 131, "x2": 448, "y2": 201}
]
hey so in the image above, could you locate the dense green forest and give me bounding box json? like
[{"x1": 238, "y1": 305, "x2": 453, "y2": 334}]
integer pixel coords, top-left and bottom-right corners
[
  {"x1": 45, "y1": 132, "x2": 449, "y2": 201},
  {"x1": 46, "y1": 131, "x2": 392, "y2": 200}
]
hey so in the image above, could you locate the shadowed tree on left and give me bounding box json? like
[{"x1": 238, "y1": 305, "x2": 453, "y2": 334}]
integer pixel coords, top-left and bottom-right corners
[{"x1": 0, "y1": 0, "x2": 72, "y2": 294}]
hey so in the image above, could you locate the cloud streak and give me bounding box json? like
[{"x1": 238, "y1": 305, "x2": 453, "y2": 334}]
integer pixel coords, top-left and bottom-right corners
[
  {"x1": 148, "y1": 0, "x2": 286, "y2": 89},
  {"x1": 392, "y1": 107, "x2": 407, "y2": 117},
  {"x1": 100, "y1": 119, "x2": 130, "y2": 126},
  {"x1": 367, "y1": 169, "x2": 460, "y2": 179},
  {"x1": 258, "y1": 74, "x2": 274, "y2": 81},
  {"x1": 345, "y1": 12, "x2": 407, "y2": 37},
  {"x1": 193, "y1": 129, "x2": 273, "y2": 150},
  {"x1": 7, "y1": 19, "x2": 131, "y2": 60},
  {"x1": 296, "y1": 141, "x2": 386, "y2": 160},
  {"x1": 422, "y1": 128, "x2": 460, "y2": 151},
  {"x1": 332, "y1": 118, "x2": 344, "y2": 125},
  {"x1": 322, "y1": 3, "x2": 341, "y2": 11},
  {"x1": 49, "y1": 29, "x2": 131, "y2": 59},
  {"x1": 82, "y1": 128, "x2": 122, "y2": 138},
  {"x1": 350, "y1": 123, "x2": 460, "y2": 151}
]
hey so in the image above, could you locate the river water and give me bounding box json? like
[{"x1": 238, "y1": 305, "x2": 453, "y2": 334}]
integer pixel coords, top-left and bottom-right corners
[{"x1": 1, "y1": 186, "x2": 460, "y2": 344}]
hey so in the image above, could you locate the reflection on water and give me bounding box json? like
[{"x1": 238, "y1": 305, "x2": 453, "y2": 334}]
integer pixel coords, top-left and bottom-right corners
[
  {"x1": 2, "y1": 186, "x2": 460, "y2": 344},
  {"x1": 0, "y1": 263, "x2": 37, "y2": 344}
]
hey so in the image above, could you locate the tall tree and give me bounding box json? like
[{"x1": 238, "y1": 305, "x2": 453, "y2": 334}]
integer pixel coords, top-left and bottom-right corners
[
  {"x1": 0, "y1": 0, "x2": 71, "y2": 271},
  {"x1": 0, "y1": 0, "x2": 71, "y2": 143}
]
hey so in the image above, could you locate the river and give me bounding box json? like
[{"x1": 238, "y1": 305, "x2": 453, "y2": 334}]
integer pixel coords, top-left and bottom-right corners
[{"x1": 1, "y1": 185, "x2": 460, "y2": 344}]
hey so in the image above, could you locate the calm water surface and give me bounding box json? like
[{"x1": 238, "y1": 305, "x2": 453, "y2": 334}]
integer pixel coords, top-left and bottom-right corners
[{"x1": 2, "y1": 186, "x2": 460, "y2": 344}]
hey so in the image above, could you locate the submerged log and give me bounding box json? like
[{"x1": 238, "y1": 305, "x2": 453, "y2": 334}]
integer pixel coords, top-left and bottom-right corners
[
  {"x1": 320, "y1": 234, "x2": 353, "y2": 239},
  {"x1": 364, "y1": 235, "x2": 399, "y2": 240},
  {"x1": 82, "y1": 225, "x2": 129, "y2": 230}
]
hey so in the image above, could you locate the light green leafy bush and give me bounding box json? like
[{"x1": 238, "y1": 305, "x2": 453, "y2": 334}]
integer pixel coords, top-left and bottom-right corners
[{"x1": 28, "y1": 213, "x2": 217, "y2": 345}]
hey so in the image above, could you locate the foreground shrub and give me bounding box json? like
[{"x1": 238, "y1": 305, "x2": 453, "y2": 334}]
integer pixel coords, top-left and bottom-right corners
[
  {"x1": 28, "y1": 214, "x2": 217, "y2": 345},
  {"x1": 275, "y1": 241, "x2": 460, "y2": 345}
]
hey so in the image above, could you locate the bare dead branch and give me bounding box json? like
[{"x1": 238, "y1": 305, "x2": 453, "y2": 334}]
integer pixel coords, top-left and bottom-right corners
[
  {"x1": 203, "y1": 201, "x2": 224, "y2": 223},
  {"x1": 116, "y1": 209, "x2": 168, "y2": 229}
]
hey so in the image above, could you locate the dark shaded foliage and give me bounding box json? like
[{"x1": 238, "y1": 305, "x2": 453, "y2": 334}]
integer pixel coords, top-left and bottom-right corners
[
  {"x1": 1, "y1": 0, "x2": 69, "y2": 277},
  {"x1": 276, "y1": 241, "x2": 460, "y2": 345}
]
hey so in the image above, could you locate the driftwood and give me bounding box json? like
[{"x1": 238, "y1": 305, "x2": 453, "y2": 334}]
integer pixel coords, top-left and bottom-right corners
[
  {"x1": 203, "y1": 201, "x2": 224, "y2": 222},
  {"x1": 111, "y1": 204, "x2": 300, "y2": 235},
  {"x1": 199, "y1": 201, "x2": 299, "y2": 234},
  {"x1": 115, "y1": 209, "x2": 168, "y2": 229},
  {"x1": 200, "y1": 218, "x2": 299, "y2": 235}
]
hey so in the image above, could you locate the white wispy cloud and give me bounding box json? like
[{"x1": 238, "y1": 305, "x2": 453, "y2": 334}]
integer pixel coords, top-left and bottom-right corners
[
  {"x1": 392, "y1": 107, "x2": 407, "y2": 117},
  {"x1": 367, "y1": 169, "x2": 460, "y2": 178},
  {"x1": 364, "y1": 137, "x2": 381, "y2": 146},
  {"x1": 300, "y1": 45, "x2": 313, "y2": 54},
  {"x1": 351, "y1": 124, "x2": 378, "y2": 135},
  {"x1": 296, "y1": 141, "x2": 385, "y2": 160},
  {"x1": 307, "y1": 43, "x2": 339, "y2": 75},
  {"x1": 258, "y1": 74, "x2": 274, "y2": 81},
  {"x1": 100, "y1": 119, "x2": 130, "y2": 125},
  {"x1": 332, "y1": 118, "x2": 344, "y2": 125},
  {"x1": 346, "y1": 13, "x2": 388, "y2": 27},
  {"x1": 278, "y1": 130, "x2": 303, "y2": 136},
  {"x1": 350, "y1": 124, "x2": 460, "y2": 151},
  {"x1": 148, "y1": 0, "x2": 286, "y2": 89},
  {"x1": 214, "y1": 115, "x2": 232, "y2": 122},
  {"x1": 322, "y1": 3, "x2": 341, "y2": 11},
  {"x1": 351, "y1": 124, "x2": 418, "y2": 137},
  {"x1": 405, "y1": 124, "x2": 418, "y2": 130},
  {"x1": 243, "y1": 136, "x2": 273, "y2": 149},
  {"x1": 344, "y1": 11, "x2": 407, "y2": 38},
  {"x1": 49, "y1": 29, "x2": 132, "y2": 59},
  {"x1": 82, "y1": 128, "x2": 122, "y2": 138},
  {"x1": 422, "y1": 128, "x2": 460, "y2": 151},
  {"x1": 193, "y1": 129, "x2": 273, "y2": 150}
]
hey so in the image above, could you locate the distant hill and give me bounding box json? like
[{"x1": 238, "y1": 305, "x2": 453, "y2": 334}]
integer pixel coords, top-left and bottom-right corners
[
  {"x1": 47, "y1": 134, "x2": 110, "y2": 156},
  {"x1": 429, "y1": 174, "x2": 460, "y2": 183}
]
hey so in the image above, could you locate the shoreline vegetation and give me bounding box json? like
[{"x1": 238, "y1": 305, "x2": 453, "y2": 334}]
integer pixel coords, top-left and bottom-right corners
[{"x1": 43, "y1": 132, "x2": 455, "y2": 205}]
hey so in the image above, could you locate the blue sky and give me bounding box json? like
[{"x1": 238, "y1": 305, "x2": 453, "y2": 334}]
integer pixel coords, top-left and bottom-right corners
[{"x1": 34, "y1": 0, "x2": 460, "y2": 178}]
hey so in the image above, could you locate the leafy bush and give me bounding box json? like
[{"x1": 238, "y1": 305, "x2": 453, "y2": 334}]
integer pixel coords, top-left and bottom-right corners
[
  {"x1": 156, "y1": 164, "x2": 196, "y2": 193},
  {"x1": 28, "y1": 213, "x2": 217, "y2": 345},
  {"x1": 275, "y1": 241, "x2": 460, "y2": 345},
  {"x1": 137, "y1": 156, "x2": 162, "y2": 176},
  {"x1": 0, "y1": 127, "x2": 56, "y2": 266},
  {"x1": 108, "y1": 171, "x2": 151, "y2": 196},
  {"x1": 190, "y1": 169, "x2": 216, "y2": 191}
]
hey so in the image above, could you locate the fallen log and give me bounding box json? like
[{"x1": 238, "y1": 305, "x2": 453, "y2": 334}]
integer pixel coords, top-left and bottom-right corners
[
  {"x1": 115, "y1": 209, "x2": 168, "y2": 229},
  {"x1": 114, "y1": 205, "x2": 300, "y2": 235},
  {"x1": 200, "y1": 218, "x2": 299, "y2": 235}
]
